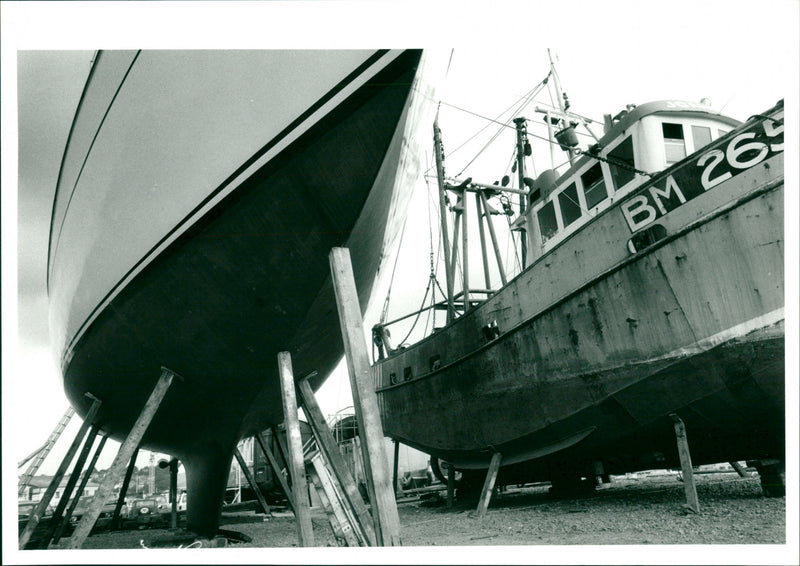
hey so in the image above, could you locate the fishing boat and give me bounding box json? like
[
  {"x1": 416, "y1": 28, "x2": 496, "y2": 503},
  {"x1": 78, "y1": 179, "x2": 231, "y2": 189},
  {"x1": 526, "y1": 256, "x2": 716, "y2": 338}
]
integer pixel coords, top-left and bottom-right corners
[
  {"x1": 371, "y1": 58, "x2": 785, "y2": 496},
  {"x1": 48, "y1": 49, "x2": 442, "y2": 535}
]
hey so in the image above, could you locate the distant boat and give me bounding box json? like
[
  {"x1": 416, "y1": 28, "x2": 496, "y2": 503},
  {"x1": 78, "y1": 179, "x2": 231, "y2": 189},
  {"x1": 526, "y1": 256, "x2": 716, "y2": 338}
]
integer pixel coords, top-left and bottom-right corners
[
  {"x1": 372, "y1": 58, "x2": 784, "y2": 497},
  {"x1": 48, "y1": 49, "x2": 442, "y2": 536}
]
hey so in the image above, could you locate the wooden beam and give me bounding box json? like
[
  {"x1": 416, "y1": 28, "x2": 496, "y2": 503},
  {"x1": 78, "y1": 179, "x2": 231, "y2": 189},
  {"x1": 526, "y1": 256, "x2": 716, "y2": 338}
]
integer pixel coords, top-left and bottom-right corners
[
  {"x1": 475, "y1": 452, "x2": 502, "y2": 519},
  {"x1": 111, "y1": 447, "x2": 140, "y2": 530},
  {"x1": 19, "y1": 396, "x2": 101, "y2": 549},
  {"x1": 670, "y1": 414, "x2": 699, "y2": 514},
  {"x1": 271, "y1": 425, "x2": 290, "y2": 475},
  {"x1": 330, "y1": 247, "x2": 402, "y2": 546},
  {"x1": 233, "y1": 447, "x2": 271, "y2": 516},
  {"x1": 297, "y1": 378, "x2": 376, "y2": 546},
  {"x1": 53, "y1": 434, "x2": 109, "y2": 545},
  {"x1": 41, "y1": 425, "x2": 100, "y2": 548},
  {"x1": 729, "y1": 461, "x2": 749, "y2": 478},
  {"x1": 65, "y1": 368, "x2": 177, "y2": 549},
  {"x1": 446, "y1": 464, "x2": 455, "y2": 509},
  {"x1": 392, "y1": 440, "x2": 400, "y2": 495},
  {"x1": 255, "y1": 432, "x2": 295, "y2": 511},
  {"x1": 277, "y1": 352, "x2": 315, "y2": 547},
  {"x1": 169, "y1": 459, "x2": 179, "y2": 529}
]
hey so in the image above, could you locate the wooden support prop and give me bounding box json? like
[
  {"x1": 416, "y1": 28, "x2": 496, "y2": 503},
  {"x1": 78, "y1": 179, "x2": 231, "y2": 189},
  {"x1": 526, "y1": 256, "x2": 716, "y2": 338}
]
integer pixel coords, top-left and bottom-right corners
[
  {"x1": 54, "y1": 434, "x2": 109, "y2": 544},
  {"x1": 234, "y1": 447, "x2": 271, "y2": 516},
  {"x1": 19, "y1": 396, "x2": 101, "y2": 549},
  {"x1": 255, "y1": 433, "x2": 295, "y2": 511},
  {"x1": 40, "y1": 425, "x2": 100, "y2": 548},
  {"x1": 277, "y1": 352, "x2": 315, "y2": 547},
  {"x1": 297, "y1": 378, "x2": 377, "y2": 546},
  {"x1": 66, "y1": 368, "x2": 177, "y2": 549},
  {"x1": 670, "y1": 414, "x2": 700, "y2": 514},
  {"x1": 475, "y1": 452, "x2": 502, "y2": 519},
  {"x1": 392, "y1": 440, "x2": 400, "y2": 495},
  {"x1": 271, "y1": 425, "x2": 291, "y2": 474},
  {"x1": 730, "y1": 461, "x2": 749, "y2": 478},
  {"x1": 330, "y1": 247, "x2": 402, "y2": 546},
  {"x1": 446, "y1": 464, "x2": 455, "y2": 509},
  {"x1": 111, "y1": 447, "x2": 140, "y2": 530},
  {"x1": 166, "y1": 458, "x2": 179, "y2": 529}
]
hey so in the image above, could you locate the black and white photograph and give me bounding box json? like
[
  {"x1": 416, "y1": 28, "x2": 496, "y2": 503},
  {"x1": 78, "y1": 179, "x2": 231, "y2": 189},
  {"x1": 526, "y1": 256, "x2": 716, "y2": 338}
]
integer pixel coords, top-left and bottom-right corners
[{"x1": 3, "y1": 1, "x2": 798, "y2": 564}]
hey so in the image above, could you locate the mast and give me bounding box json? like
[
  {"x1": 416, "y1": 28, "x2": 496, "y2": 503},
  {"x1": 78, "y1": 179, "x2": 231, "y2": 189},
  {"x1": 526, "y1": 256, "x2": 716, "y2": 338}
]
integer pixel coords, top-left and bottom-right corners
[
  {"x1": 548, "y1": 49, "x2": 576, "y2": 166},
  {"x1": 513, "y1": 117, "x2": 528, "y2": 269},
  {"x1": 433, "y1": 112, "x2": 456, "y2": 323}
]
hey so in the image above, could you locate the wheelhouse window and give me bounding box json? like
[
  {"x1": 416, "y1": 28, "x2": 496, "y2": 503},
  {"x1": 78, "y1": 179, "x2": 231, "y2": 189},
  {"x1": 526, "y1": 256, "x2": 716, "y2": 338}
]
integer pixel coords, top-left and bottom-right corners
[
  {"x1": 581, "y1": 163, "x2": 607, "y2": 209},
  {"x1": 607, "y1": 136, "x2": 635, "y2": 190},
  {"x1": 662, "y1": 122, "x2": 686, "y2": 164},
  {"x1": 558, "y1": 183, "x2": 582, "y2": 227},
  {"x1": 537, "y1": 201, "x2": 558, "y2": 242},
  {"x1": 691, "y1": 125, "x2": 712, "y2": 150}
]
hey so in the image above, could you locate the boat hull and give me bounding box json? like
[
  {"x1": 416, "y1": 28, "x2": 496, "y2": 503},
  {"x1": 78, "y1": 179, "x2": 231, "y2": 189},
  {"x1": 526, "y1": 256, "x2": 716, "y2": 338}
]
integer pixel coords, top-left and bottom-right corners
[
  {"x1": 374, "y1": 119, "x2": 784, "y2": 483},
  {"x1": 49, "y1": 49, "x2": 440, "y2": 535}
]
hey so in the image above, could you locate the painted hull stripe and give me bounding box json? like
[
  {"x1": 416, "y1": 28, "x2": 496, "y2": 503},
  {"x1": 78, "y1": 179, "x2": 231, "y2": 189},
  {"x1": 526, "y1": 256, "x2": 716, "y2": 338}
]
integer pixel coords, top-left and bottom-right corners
[
  {"x1": 48, "y1": 50, "x2": 141, "y2": 291},
  {"x1": 60, "y1": 49, "x2": 406, "y2": 365}
]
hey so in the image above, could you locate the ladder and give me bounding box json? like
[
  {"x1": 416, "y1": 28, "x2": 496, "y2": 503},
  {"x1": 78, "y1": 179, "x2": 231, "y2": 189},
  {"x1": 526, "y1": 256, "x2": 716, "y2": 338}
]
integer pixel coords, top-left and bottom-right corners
[
  {"x1": 18, "y1": 407, "x2": 75, "y2": 497},
  {"x1": 304, "y1": 443, "x2": 368, "y2": 547}
]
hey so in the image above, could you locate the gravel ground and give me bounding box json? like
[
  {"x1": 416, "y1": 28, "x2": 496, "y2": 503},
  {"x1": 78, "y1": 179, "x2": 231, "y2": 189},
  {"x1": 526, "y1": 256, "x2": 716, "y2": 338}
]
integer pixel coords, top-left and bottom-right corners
[{"x1": 48, "y1": 471, "x2": 784, "y2": 553}]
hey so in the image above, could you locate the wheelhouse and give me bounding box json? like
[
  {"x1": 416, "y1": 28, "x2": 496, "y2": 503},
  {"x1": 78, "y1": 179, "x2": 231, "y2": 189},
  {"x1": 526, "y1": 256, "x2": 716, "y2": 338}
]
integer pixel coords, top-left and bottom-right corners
[{"x1": 525, "y1": 101, "x2": 741, "y2": 261}]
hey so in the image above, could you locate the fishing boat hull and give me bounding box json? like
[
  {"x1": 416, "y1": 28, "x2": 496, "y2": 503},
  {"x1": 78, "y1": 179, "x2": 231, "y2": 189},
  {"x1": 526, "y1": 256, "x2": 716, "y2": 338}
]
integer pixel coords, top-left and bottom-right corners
[
  {"x1": 374, "y1": 108, "x2": 784, "y2": 488},
  {"x1": 48, "y1": 49, "x2": 440, "y2": 535}
]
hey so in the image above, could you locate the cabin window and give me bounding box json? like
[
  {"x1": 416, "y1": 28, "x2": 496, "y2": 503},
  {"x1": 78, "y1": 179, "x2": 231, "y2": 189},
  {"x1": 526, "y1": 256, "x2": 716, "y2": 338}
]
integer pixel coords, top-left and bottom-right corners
[
  {"x1": 537, "y1": 201, "x2": 558, "y2": 241},
  {"x1": 662, "y1": 122, "x2": 686, "y2": 164},
  {"x1": 718, "y1": 128, "x2": 729, "y2": 137},
  {"x1": 608, "y1": 136, "x2": 635, "y2": 190},
  {"x1": 581, "y1": 163, "x2": 607, "y2": 209},
  {"x1": 558, "y1": 183, "x2": 582, "y2": 227},
  {"x1": 691, "y1": 125, "x2": 712, "y2": 150}
]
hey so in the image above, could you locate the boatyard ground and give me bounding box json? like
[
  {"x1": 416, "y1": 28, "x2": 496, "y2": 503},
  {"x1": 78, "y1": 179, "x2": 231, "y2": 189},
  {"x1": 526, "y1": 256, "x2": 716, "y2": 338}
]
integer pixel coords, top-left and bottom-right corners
[{"x1": 54, "y1": 471, "x2": 784, "y2": 549}]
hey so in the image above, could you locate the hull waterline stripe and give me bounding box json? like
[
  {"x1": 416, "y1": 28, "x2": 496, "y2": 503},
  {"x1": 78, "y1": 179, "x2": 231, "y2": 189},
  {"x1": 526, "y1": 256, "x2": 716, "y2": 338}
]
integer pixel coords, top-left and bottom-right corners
[
  {"x1": 48, "y1": 50, "x2": 141, "y2": 292},
  {"x1": 49, "y1": 49, "x2": 389, "y2": 291},
  {"x1": 59, "y1": 50, "x2": 413, "y2": 368}
]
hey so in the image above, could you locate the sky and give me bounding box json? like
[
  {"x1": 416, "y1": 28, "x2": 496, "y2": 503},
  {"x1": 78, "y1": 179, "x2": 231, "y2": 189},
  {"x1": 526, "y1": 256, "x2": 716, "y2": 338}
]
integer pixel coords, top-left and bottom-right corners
[{"x1": 3, "y1": 1, "x2": 799, "y2": 563}]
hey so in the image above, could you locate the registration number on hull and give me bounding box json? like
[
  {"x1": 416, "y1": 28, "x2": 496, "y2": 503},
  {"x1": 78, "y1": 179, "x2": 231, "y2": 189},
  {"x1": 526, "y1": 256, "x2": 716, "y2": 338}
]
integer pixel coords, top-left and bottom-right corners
[{"x1": 622, "y1": 111, "x2": 784, "y2": 233}]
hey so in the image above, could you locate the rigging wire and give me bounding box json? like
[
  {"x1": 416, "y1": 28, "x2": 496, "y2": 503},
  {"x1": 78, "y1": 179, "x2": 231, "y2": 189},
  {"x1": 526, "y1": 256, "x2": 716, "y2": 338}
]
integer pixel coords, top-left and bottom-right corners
[
  {"x1": 429, "y1": 72, "x2": 551, "y2": 177},
  {"x1": 379, "y1": 210, "x2": 410, "y2": 326}
]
